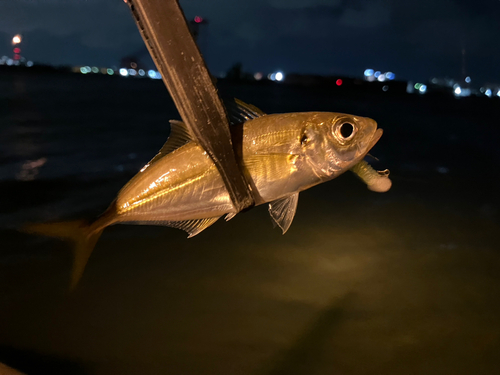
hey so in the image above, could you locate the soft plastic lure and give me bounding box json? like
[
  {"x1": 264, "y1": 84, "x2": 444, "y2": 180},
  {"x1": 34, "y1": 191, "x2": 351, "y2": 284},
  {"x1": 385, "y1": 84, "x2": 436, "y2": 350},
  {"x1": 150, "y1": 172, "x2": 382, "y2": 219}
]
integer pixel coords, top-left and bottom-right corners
[{"x1": 351, "y1": 160, "x2": 392, "y2": 192}]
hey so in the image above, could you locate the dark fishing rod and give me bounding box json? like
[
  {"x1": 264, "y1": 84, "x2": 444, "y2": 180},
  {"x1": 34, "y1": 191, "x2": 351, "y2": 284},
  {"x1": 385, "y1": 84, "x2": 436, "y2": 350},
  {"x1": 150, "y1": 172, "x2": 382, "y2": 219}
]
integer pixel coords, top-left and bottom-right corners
[{"x1": 126, "y1": 0, "x2": 254, "y2": 212}]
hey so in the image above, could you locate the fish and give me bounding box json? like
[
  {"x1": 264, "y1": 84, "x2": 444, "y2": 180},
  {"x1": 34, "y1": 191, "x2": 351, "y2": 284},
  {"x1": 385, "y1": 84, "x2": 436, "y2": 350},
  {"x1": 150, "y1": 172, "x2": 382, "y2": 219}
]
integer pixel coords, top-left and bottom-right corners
[{"x1": 26, "y1": 100, "x2": 390, "y2": 288}]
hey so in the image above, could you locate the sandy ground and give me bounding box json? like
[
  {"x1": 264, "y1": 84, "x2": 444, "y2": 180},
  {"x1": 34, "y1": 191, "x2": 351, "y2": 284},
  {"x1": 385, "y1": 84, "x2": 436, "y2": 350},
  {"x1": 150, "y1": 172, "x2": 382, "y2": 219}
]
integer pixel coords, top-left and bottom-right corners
[{"x1": 1, "y1": 171, "x2": 499, "y2": 375}]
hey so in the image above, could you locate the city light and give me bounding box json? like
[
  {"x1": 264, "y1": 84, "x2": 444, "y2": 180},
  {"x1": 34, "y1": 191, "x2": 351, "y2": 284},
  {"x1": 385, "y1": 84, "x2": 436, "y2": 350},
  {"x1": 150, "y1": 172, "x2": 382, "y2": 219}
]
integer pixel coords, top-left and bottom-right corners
[
  {"x1": 146, "y1": 70, "x2": 162, "y2": 79},
  {"x1": 268, "y1": 71, "x2": 284, "y2": 82},
  {"x1": 364, "y1": 69, "x2": 374, "y2": 77},
  {"x1": 12, "y1": 34, "x2": 21, "y2": 45},
  {"x1": 25, "y1": 56, "x2": 500, "y2": 101},
  {"x1": 364, "y1": 69, "x2": 395, "y2": 82},
  {"x1": 414, "y1": 83, "x2": 426, "y2": 94},
  {"x1": 452, "y1": 85, "x2": 471, "y2": 97},
  {"x1": 254, "y1": 72, "x2": 263, "y2": 81}
]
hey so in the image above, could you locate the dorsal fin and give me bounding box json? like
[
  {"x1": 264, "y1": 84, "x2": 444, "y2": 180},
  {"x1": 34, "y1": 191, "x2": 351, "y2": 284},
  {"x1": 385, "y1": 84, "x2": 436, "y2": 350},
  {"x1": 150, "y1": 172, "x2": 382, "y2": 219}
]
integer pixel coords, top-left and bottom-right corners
[
  {"x1": 225, "y1": 98, "x2": 266, "y2": 125},
  {"x1": 142, "y1": 120, "x2": 194, "y2": 170},
  {"x1": 162, "y1": 120, "x2": 193, "y2": 154},
  {"x1": 268, "y1": 193, "x2": 299, "y2": 234}
]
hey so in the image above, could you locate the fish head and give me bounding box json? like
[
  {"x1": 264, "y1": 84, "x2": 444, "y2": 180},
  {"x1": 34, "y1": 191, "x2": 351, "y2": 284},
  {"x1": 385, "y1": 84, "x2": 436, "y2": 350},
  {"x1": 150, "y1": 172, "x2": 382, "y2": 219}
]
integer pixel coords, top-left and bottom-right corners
[{"x1": 300, "y1": 113, "x2": 382, "y2": 180}]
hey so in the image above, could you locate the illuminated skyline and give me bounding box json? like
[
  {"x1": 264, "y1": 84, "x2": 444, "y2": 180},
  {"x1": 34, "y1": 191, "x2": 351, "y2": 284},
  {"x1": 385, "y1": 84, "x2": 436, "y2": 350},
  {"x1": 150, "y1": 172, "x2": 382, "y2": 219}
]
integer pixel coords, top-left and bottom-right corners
[{"x1": 0, "y1": 0, "x2": 499, "y2": 84}]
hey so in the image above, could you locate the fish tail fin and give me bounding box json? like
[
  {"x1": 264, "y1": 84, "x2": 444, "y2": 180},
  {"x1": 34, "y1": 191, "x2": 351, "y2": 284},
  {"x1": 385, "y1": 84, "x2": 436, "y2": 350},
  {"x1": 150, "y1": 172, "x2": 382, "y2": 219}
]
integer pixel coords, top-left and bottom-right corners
[{"x1": 24, "y1": 220, "x2": 104, "y2": 289}]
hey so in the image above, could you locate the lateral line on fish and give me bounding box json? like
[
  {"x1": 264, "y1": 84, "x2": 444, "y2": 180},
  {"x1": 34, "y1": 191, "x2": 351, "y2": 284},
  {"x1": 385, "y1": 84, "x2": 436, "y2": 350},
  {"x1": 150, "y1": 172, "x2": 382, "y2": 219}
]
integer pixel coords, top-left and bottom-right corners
[
  {"x1": 251, "y1": 129, "x2": 299, "y2": 144},
  {"x1": 118, "y1": 165, "x2": 218, "y2": 214}
]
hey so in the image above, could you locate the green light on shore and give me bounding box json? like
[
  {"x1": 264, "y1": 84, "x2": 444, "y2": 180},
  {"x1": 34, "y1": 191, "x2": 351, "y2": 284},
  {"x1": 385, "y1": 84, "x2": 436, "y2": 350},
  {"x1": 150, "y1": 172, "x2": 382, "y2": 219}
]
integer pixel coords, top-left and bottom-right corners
[{"x1": 107, "y1": 68, "x2": 114, "y2": 75}]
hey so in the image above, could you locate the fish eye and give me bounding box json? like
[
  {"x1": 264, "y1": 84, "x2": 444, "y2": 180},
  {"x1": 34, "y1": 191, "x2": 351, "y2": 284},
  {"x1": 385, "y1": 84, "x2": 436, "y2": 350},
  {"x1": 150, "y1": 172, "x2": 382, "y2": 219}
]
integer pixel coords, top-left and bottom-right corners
[
  {"x1": 300, "y1": 133, "x2": 309, "y2": 145},
  {"x1": 339, "y1": 123, "x2": 354, "y2": 139}
]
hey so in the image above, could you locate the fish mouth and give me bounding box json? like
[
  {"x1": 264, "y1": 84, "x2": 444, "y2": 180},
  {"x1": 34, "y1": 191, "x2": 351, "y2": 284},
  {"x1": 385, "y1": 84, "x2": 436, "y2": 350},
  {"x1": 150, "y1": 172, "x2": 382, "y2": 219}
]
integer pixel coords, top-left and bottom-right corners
[
  {"x1": 367, "y1": 128, "x2": 383, "y2": 152},
  {"x1": 353, "y1": 127, "x2": 383, "y2": 167}
]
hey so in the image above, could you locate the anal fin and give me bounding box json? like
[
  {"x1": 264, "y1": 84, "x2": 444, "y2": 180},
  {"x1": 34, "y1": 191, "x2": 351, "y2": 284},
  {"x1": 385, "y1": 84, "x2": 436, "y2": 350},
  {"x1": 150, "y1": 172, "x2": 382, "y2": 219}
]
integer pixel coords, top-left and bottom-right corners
[{"x1": 127, "y1": 216, "x2": 221, "y2": 238}]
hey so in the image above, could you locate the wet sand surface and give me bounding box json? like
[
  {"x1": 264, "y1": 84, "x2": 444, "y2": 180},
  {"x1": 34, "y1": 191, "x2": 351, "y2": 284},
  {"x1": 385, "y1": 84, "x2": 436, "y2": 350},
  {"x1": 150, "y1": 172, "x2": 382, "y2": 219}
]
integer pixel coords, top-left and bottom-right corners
[{"x1": 1, "y1": 72, "x2": 499, "y2": 374}]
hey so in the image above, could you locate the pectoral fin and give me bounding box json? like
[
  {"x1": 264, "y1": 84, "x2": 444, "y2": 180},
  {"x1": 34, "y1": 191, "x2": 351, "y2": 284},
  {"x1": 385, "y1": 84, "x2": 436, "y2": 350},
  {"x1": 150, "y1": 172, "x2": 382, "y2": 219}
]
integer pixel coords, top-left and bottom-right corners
[
  {"x1": 268, "y1": 193, "x2": 299, "y2": 234},
  {"x1": 225, "y1": 212, "x2": 237, "y2": 221}
]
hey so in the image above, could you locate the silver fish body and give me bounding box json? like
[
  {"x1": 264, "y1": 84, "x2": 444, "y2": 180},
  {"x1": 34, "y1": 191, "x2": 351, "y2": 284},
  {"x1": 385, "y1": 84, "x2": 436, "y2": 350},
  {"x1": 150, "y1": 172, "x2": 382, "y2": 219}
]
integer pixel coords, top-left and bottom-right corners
[
  {"x1": 105, "y1": 111, "x2": 382, "y2": 231},
  {"x1": 26, "y1": 104, "x2": 387, "y2": 288}
]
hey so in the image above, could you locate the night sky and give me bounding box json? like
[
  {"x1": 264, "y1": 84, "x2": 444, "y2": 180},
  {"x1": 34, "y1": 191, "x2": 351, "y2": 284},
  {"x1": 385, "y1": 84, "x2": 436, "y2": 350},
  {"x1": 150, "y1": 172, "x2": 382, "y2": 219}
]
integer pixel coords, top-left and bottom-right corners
[{"x1": 1, "y1": 0, "x2": 499, "y2": 84}]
